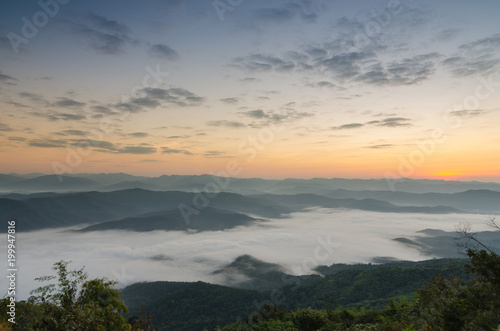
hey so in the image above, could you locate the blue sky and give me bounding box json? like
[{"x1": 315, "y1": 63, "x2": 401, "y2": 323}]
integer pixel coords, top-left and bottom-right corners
[{"x1": 0, "y1": 0, "x2": 499, "y2": 180}]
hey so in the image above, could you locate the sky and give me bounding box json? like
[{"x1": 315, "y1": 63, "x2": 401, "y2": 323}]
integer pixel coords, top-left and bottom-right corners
[{"x1": 0, "y1": 0, "x2": 499, "y2": 180}]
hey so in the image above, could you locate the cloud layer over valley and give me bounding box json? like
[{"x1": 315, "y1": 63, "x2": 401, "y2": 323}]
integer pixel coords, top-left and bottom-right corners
[{"x1": 4, "y1": 209, "x2": 491, "y2": 300}]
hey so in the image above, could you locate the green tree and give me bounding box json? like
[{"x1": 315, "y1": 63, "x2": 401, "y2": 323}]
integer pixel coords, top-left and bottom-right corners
[{"x1": 1, "y1": 260, "x2": 132, "y2": 330}]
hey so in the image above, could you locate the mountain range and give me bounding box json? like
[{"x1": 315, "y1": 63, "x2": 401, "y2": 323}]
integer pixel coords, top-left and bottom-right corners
[
  {"x1": 2, "y1": 173, "x2": 500, "y2": 194},
  {"x1": 0, "y1": 188, "x2": 476, "y2": 232}
]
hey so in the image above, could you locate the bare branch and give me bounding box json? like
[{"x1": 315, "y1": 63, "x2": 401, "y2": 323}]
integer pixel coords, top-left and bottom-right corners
[{"x1": 454, "y1": 222, "x2": 493, "y2": 253}]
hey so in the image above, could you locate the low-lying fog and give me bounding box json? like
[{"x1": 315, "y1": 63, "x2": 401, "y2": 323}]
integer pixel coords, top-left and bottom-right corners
[{"x1": 4, "y1": 209, "x2": 493, "y2": 299}]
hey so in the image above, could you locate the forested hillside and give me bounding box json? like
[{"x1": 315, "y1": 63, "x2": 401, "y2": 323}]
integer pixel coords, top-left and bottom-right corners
[{"x1": 121, "y1": 258, "x2": 471, "y2": 330}]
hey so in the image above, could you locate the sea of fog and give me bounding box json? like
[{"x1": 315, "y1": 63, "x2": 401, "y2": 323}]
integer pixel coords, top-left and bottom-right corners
[{"x1": 2, "y1": 209, "x2": 492, "y2": 300}]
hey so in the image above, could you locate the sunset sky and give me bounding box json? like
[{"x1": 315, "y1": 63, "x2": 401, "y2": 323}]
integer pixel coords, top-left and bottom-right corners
[{"x1": 0, "y1": 0, "x2": 499, "y2": 180}]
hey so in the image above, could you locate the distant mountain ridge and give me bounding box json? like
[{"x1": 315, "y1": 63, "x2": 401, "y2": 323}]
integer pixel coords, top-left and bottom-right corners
[
  {"x1": 2, "y1": 172, "x2": 500, "y2": 194},
  {"x1": 0, "y1": 188, "x2": 471, "y2": 232},
  {"x1": 79, "y1": 207, "x2": 261, "y2": 232}
]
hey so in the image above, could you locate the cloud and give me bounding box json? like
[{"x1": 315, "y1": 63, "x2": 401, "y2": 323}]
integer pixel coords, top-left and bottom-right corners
[
  {"x1": 66, "y1": 139, "x2": 157, "y2": 154},
  {"x1": 232, "y1": 50, "x2": 440, "y2": 86},
  {"x1": 6, "y1": 101, "x2": 29, "y2": 108},
  {"x1": 355, "y1": 53, "x2": 441, "y2": 86},
  {"x1": 9, "y1": 210, "x2": 481, "y2": 300},
  {"x1": 220, "y1": 97, "x2": 240, "y2": 104},
  {"x1": 374, "y1": 117, "x2": 412, "y2": 127},
  {"x1": 0, "y1": 71, "x2": 17, "y2": 85},
  {"x1": 115, "y1": 87, "x2": 205, "y2": 113},
  {"x1": 232, "y1": 54, "x2": 295, "y2": 72},
  {"x1": 127, "y1": 132, "x2": 149, "y2": 138},
  {"x1": 239, "y1": 109, "x2": 267, "y2": 119},
  {"x1": 204, "y1": 151, "x2": 224, "y2": 157},
  {"x1": 443, "y1": 34, "x2": 500, "y2": 77},
  {"x1": 459, "y1": 34, "x2": 500, "y2": 53},
  {"x1": 59, "y1": 130, "x2": 88, "y2": 136},
  {"x1": 69, "y1": 139, "x2": 116, "y2": 152},
  {"x1": 54, "y1": 113, "x2": 87, "y2": 121},
  {"x1": 332, "y1": 123, "x2": 364, "y2": 130},
  {"x1": 8, "y1": 136, "x2": 27, "y2": 142},
  {"x1": 449, "y1": 109, "x2": 486, "y2": 117},
  {"x1": 29, "y1": 139, "x2": 67, "y2": 148},
  {"x1": 149, "y1": 44, "x2": 180, "y2": 61},
  {"x1": 91, "y1": 105, "x2": 117, "y2": 115},
  {"x1": 207, "y1": 120, "x2": 246, "y2": 128},
  {"x1": 61, "y1": 13, "x2": 135, "y2": 55},
  {"x1": 85, "y1": 12, "x2": 131, "y2": 35},
  {"x1": 253, "y1": 1, "x2": 320, "y2": 24},
  {"x1": 240, "y1": 77, "x2": 259, "y2": 82},
  {"x1": 68, "y1": 23, "x2": 128, "y2": 54},
  {"x1": 306, "y1": 81, "x2": 339, "y2": 89},
  {"x1": 161, "y1": 147, "x2": 194, "y2": 155},
  {"x1": 115, "y1": 146, "x2": 157, "y2": 154},
  {"x1": 254, "y1": 7, "x2": 297, "y2": 23},
  {"x1": 240, "y1": 109, "x2": 313, "y2": 128},
  {"x1": 52, "y1": 97, "x2": 86, "y2": 108},
  {"x1": 332, "y1": 117, "x2": 412, "y2": 131},
  {"x1": 229, "y1": 7, "x2": 443, "y2": 87},
  {"x1": 138, "y1": 159, "x2": 160, "y2": 163},
  {"x1": 19, "y1": 92, "x2": 49, "y2": 106},
  {"x1": 0, "y1": 122, "x2": 13, "y2": 132},
  {"x1": 435, "y1": 29, "x2": 460, "y2": 42},
  {"x1": 365, "y1": 144, "x2": 394, "y2": 149}
]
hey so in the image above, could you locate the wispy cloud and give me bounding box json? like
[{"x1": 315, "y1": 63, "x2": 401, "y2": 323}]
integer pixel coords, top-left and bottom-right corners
[
  {"x1": 29, "y1": 139, "x2": 67, "y2": 148},
  {"x1": 127, "y1": 132, "x2": 149, "y2": 138},
  {"x1": 115, "y1": 146, "x2": 157, "y2": 154},
  {"x1": 373, "y1": 117, "x2": 412, "y2": 127},
  {"x1": 365, "y1": 144, "x2": 394, "y2": 149},
  {"x1": 0, "y1": 71, "x2": 17, "y2": 85},
  {"x1": 161, "y1": 146, "x2": 194, "y2": 155},
  {"x1": 52, "y1": 97, "x2": 86, "y2": 108},
  {"x1": 220, "y1": 97, "x2": 240, "y2": 105},
  {"x1": 115, "y1": 87, "x2": 205, "y2": 113},
  {"x1": 207, "y1": 120, "x2": 246, "y2": 128},
  {"x1": 240, "y1": 109, "x2": 313, "y2": 126},
  {"x1": 149, "y1": 44, "x2": 180, "y2": 61},
  {"x1": 449, "y1": 109, "x2": 487, "y2": 117},
  {"x1": 60, "y1": 12, "x2": 135, "y2": 55},
  {"x1": 0, "y1": 122, "x2": 13, "y2": 132},
  {"x1": 332, "y1": 117, "x2": 412, "y2": 131},
  {"x1": 253, "y1": 1, "x2": 320, "y2": 24},
  {"x1": 57, "y1": 130, "x2": 88, "y2": 136},
  {"x1": 443, "y1": 34, "x2": 500, "y2": 77},
  {"x1": 332, "y1": 123, "x2": 364, "y2": 130}
]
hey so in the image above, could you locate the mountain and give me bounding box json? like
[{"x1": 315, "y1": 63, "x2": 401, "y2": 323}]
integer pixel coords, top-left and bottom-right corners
[
  {"x1": 0, "y1": 192, "x2": 63, "y2": 200},
  {"x1": 393, "y1": 228, "x2": 500, "y2": 258},
  {"x1": 213, "y1": 254, "x2": 290, "y2": 290},
  {"x1": 325, "y1": 189, "x2": 500, "y2": 214},
  {"x1": 0, "y1": 189, "x2": 290, "y2": 232},
  {"x1": 253, "y1": 193, "x2": 464, "y2": 214},
  {"x1": 0, "y1": 174, "x2": 24, "y2": 187},
  {"x1": 79, "y1": 207, "x2": 261, "y2": 232},
  {"x1": 2, "y1": 175, "x2": 99, "y2": 192},
  {"x1": 2, "y1": 173, "x2": 500, "y2": 195},
  {"x1": 100, "y1": 180, "x2": 163, "y2": 192},
  {"x1": 66, "y1": 172, "x2": 151, "y2": 186},
  {"x1": 0, "y1": 199, "x2": 72, "y2": 230},
  {"x1": 122, "y1": 281, "x2": 266, "y2": 331},
  {"x1": 1, "y1": 188, "x2": 470, "y2": 232},
  {"x1": 121, "y1": 257, "x2": 469, "y2": 330}
]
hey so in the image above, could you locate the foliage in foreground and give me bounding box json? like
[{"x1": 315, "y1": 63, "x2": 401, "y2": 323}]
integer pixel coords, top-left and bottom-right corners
[
  {"x1": 220, "y1": 249, "x2": 500, "y2": 331},
  {"x1": 0, "y1": 261, "x2": 155, "y2": 331}
]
